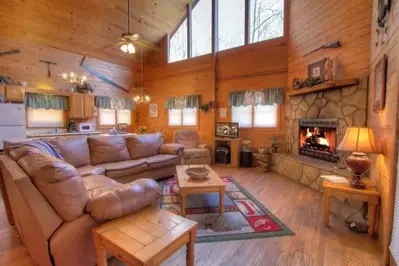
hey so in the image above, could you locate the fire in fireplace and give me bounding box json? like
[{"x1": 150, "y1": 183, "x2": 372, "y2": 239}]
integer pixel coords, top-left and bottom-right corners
[{"x1": 299, "y1": 118, "x2": 339, "y2": 162}]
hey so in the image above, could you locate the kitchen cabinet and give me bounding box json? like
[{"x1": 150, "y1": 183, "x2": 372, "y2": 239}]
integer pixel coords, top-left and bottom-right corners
[
  {"x1": 5, "y1": 85, "x2": 25, "y2": 102},
  {"x1": 69, "y1": 93, "x2": 94, "y2": 119}
]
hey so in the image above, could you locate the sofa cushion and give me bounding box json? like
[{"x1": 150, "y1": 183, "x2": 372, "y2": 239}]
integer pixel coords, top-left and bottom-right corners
[
  {"x1": 50, "y1": 137, "x2": 91, "y2": 168},
  {"x1": 144, "y1": 154, "x2": 179, "y2": 170},
  {"x1": 77, "y1": 165, "x2": 105, "y2": 177},
  {"x1": 126, "y1": 133, "x2": 163, "y2": 159},
  {"x1": 183, "y1": 148, "x2": 211, "y2": 159},
  {"x1": 88, "y1": 136, "x2": 130, "y2": 165},
  {"x1": 17, "y1": 153, "x2": 88, "y2": 221},
  {"x1": 97, "y1": 159, "x2": 148, "y2": 179},
  {"x1": 8, "y1": 145, "x2": 44, "y2": 161},
  {"x1": 85, "y1": 178, "x2": 161, "y2": 221},
  {"x1": 82, "y1": 174, "x2": 119, "y2": 198}
]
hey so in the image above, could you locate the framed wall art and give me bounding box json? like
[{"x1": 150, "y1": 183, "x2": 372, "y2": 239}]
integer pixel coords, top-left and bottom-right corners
[
  {"x1": 149, "y1": 104, "x2": 158, "y2": 117},
  {"x1": 373, "y1": 55, "x2": 387, "y2": 111},
  {"x1": 308, "y1": 58, "x2": 326, "y2": 79}
]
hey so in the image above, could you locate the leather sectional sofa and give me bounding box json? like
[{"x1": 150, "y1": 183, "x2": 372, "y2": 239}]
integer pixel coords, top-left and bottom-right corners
[{"x1": 0, "y1": 133, "x2": 184, "y2": 266}]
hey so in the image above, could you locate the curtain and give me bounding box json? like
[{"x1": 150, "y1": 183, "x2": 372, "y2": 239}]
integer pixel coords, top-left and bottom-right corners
[
  {"x1": 229, "y1": 87, "x2": 284, "y2": 107},
  {"x1": 25, "y1": 93, "x2": 68, "y2": 111},
  {"x1": 164, "y1": 95, "x2": 200, "y2": 110},
  {"x1": 95, "y1": 96, "x2": 135, "y2": 110}
]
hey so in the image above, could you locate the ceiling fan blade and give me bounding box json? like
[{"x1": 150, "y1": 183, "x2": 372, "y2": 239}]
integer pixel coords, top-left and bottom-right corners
[
  {"x1": 135, "y1": 40, "x2": 162, "y2": 51},
  {"x1": 132, "y1": 34, "x2": 140, "y2": 41}
]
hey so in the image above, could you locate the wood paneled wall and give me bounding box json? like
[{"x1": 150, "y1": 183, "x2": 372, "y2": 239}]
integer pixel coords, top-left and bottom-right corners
[
  {"x1": 288, "y1": 0, "x2": 373, "y2": 85},
  {"x1": 0, "y1": 37, "x2": 137, "y2": 97},
  {"x1": 367, "y1": 0, "x2": 399, "y2": 262},
  {"x1": 142, "y1": 36, "x2": 288, "y2": 150}
]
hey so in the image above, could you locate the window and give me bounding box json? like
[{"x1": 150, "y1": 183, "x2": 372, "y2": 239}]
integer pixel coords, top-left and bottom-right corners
[
  {"x1": 232, "y1": 104, "x2": 278, "y2": 128},
  {"x1": 117, "y1": 110, "x2": 132, "y2": 125},
  {"x1": 27, "y1": 108, "x2": 65, "y2": 128},
  {"x1": 192, "y1": 0, "x2": 212, "y2": 57},
  {"x1": 169, "y1": 19, "x2": 188, "y2": 63},
  {"x1": 249, "y1": 0, "x2": 284, "y2": 43},
  {"x1": 98, "y1": 108, "x2": 131, "y2": 126},
  {"x1": 168, "y1": 108, "x2": 198, "y2": 126},
  {"x1": 218, "y1": 0, "x2": 245, "y2": 51}
]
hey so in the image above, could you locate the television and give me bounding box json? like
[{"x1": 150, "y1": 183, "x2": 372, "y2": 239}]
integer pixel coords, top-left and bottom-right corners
[{"x1": 215, "y1": 122, "x2": 239, "y2": 138}]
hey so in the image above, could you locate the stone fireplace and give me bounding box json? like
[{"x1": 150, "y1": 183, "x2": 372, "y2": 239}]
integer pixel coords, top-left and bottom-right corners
[
  {"x1": 299, "y1": 118, "x2": 338, "y2": 162},
  {"x1": 270, "y1": 82, "x2": 368, "y2": 191}
]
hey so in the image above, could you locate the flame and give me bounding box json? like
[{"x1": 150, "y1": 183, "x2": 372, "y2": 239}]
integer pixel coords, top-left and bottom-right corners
[{"x1": 318, "y1": 137, "x2": 329, "y2": 146}]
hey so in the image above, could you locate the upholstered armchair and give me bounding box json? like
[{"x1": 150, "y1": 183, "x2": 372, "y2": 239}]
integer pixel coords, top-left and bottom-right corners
[{"x1": 173, "y1": 129, "x2": 212, "y2": 165}]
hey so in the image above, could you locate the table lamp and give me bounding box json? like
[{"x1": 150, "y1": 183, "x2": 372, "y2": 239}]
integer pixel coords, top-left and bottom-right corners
[{"x1": 337, "y1": 127, "x2": 378, "y2": 189}]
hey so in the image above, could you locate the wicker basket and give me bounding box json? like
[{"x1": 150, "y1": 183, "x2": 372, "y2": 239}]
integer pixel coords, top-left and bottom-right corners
[{"x1": 185, "y1": 154, "x2": 210, "y2": 179}]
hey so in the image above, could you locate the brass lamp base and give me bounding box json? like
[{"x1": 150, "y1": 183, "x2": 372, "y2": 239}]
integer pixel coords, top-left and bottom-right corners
[{"x1": 345, "y1": 152, "x2": 371, "y2": 190}]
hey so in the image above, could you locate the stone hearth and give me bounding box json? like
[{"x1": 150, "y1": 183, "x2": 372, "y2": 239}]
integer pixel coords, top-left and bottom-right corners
[{"x1": 270, "y1": 153, "x2": 351, "y2": 192}]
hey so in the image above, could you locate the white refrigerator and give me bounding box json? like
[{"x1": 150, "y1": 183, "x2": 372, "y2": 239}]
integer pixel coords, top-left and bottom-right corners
[{"x1": 0, "y1": 104, "x2": 26, "y2": 150}]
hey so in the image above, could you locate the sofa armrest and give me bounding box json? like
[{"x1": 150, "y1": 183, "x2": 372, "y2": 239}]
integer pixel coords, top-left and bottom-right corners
[
  {"x1": 85, "y1": 178, "x2": 161, "y2": 221},
  {"x1": 198, "y1": 144, "x2": 211, "y2": 150},
  {"x1": 159, "y1": 143, "x2": 184, "y2": 155}
]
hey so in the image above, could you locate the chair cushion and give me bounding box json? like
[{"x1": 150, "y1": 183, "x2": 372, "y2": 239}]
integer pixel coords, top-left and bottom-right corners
[
  {"x1": 97, "y1": 160, "x2": 148, "y2": 179},
  {"x1": 144, "y1": 154, "x2": 179, "y2": 170},
  {"x1": 85, "y1": 178, "x2": 161, "y2": 221},
  {"x1": 126, "y1": 133, "x2": 163, "y2": 159},
  {"x1": 17, "y1": 153, "x2": 88, "y2": 221},
  {"x1": 88, "y1": 136, "x2": 130, "y2": 165},
  {"x1": 50, "y1": 137, "x2": 91, "y2": 168},
  {"x1": 77, "y1": 165, "x2": 105, "y2": 177},
  {"x1": 183, "y1": 148, "x2": 211, "y2": 159},
  {"x1": 174, "y1": 130, "x2": 200, "y2": 148}
]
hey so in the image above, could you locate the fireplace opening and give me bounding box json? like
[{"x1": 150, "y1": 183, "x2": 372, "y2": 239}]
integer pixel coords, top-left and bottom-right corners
[{"x1": 299, "y1": 118, "x2": 339, "y2": 163}]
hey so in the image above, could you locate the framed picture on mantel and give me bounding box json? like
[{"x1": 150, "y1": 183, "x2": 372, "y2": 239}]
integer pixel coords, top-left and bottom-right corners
[{"x1": 373, "y1": 55, "x2": 387, "y2": 111}]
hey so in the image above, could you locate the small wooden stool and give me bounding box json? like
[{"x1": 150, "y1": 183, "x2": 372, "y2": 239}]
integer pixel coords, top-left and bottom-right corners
[
  {"x1": 323, "y1": 179, "x2": 380, "y2": 237},
  {"x1": 93, "y1": 207, "x2": 198, "y2": 266}
]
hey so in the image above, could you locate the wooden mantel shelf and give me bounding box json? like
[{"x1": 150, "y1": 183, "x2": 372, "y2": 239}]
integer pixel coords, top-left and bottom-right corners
[{"x1": 287, "y1": 78, "x2": 359, "y2": 97}]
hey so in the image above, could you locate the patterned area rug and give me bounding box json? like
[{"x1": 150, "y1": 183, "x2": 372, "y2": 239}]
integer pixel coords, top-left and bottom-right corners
[{"x1": 160, "y1": 175, "x2": 294, "y2": 243}]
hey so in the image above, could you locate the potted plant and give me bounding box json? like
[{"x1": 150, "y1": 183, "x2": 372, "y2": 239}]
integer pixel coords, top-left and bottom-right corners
[
  {"x1": 270, "y1": 137, "x2": 279, "y2": 153},
  {"x1": 200, "y1": 103, "x2": 209, "y2": 113}
]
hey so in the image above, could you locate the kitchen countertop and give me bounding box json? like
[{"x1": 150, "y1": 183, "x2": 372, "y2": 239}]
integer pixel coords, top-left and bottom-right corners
[{"x1": 26, "y1": 131, "x2": 102, "y2": 138}]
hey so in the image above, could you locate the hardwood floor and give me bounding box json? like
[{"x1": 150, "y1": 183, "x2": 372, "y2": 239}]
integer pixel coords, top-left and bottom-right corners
[{"x1": 0, "y1": 166, "x2": 383, "y2": 266}]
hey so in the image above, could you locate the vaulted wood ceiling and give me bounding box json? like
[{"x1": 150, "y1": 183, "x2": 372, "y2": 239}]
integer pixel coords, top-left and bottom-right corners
[{"x1": 0, "y1": 0, "x2": 189, "y2": 67}]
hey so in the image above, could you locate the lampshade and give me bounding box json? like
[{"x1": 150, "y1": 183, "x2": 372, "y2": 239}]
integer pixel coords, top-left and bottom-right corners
[{"x1": 337, "y1": 127, "x2": 378, "y2": 154}]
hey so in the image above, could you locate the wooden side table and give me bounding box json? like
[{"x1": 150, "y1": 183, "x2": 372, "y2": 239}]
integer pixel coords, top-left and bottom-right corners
[
  {"x1": 253, "y1": 153, "x2": 270, "y2": 172},
  {"x1": 93, "y1": 207, "x2": 197, "y2": 266},
  {"x1": 323, "y1": 179, "x2": 380, "y2": 237}
]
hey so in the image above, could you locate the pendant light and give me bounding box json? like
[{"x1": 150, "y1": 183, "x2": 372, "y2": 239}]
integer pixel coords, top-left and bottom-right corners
[{"x1": 134, "y1": 48, "x2": 150, "y2": 104}]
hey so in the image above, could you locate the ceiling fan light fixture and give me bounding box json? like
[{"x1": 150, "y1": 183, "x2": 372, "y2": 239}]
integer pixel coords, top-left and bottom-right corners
[
  {"x1": 120, "y1": 43, "x2": 128, "y2": 53},
  {"x1": 127, "y1": 43, "x2": 136, "y2": 54}
]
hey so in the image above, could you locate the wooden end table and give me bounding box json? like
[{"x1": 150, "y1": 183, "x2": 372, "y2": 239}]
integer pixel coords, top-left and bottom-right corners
[
  {"x1": 323, "y1": 179, "x2": 380, "y2": 237},
  {"x1": 93, "y1": 207, "x2": 198, "y2": 266},
  {"x1": 176, "y1": 165, "x2": 226, "y2": 217}
]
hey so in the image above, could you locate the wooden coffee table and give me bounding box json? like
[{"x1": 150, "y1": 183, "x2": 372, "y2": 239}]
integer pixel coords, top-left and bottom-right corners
[
  {"x1": 93, "y1": 207, "x2": 197, "y2": 266},
  {"x1": 176, "y1": 165, "x2": 226, "y2": 217}
]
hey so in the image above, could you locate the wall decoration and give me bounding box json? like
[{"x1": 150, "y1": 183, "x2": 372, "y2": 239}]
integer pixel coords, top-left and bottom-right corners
[
  {"x1": 39, "y1": 60, "x2": 57, "y2": 78},
  {"x1": 0, "y1": 49, "x2": 20, "y2": 57},
  {"x1": 323, "y1": 57, "x2": 335, "y2": 82},
  {"x1": 292, "y1": 77, "x2": 323, "y2": 90},
  {"x1": 215, "y1": 122, "x2": 239, "y2": 138},
  {"x1": 80, "y1": 56, "x2": 127, "y2": 92},
  {"x1": 377, "y1": 0, "x2": 392, "y2": 28},
  {"x1": 219, "y1": 108, "x2": 227, "y2": 118},
  {"x1": 373, "y1": 55, "x2": 387, "y2": 111},
  {"x1": 303, "y1": 41, "x2": 341, "y2": 57},
  {"x1": 308, "y1": 58, "x2": 326, "y2": 79},
  {"x1": 200, "y1": 103, "x2": 209, "y2": 113},
  {"x1": 149, "y1": 104, "x2": 158, "y2": 117}
]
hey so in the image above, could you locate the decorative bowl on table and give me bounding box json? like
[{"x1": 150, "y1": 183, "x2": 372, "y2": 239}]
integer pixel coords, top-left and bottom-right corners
[{"x1": 185, "y1": 154, "x2": 210, "y2": 179}]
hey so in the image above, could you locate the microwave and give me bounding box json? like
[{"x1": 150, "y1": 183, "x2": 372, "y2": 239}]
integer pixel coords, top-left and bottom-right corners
[{"x1": 77, "y1": 122, "x2": 94, "y2": 132}]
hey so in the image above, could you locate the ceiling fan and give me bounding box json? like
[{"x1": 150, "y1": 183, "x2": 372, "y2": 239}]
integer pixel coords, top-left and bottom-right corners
[{"x1": 118, "y1": 0, "x2": 161, "y2": 54}]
